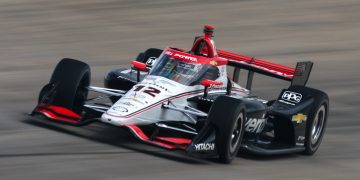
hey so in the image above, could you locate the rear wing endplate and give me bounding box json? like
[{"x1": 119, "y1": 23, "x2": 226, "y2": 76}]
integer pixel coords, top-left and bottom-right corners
[
  {"x1": 290, "y1": 61, "x2": 313, "y2": 86},
  {"x1": 217, "y1": 49, "x2": 313, "y2": 90}
]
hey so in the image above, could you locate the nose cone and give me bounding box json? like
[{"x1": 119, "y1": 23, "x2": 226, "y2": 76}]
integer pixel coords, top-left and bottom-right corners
[
  {"x1": 101, "y1": 76, "x2": 181, "y2": 125},
  {"x1": 101, "y1": 113, "x2": 129, "y2": 125}
]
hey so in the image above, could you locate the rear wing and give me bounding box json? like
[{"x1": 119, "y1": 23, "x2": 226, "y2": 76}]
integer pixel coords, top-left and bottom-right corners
[{"x1": 217, "y1": 49, "x2": 313, "y2": 90}]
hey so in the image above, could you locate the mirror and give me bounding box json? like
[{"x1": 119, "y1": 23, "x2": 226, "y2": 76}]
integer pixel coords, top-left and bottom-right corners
[
  {"x1": 201, "y1": 79, "x2": 223, "y2": 98},
  {"x1": 131, "y1": 60, "x2": 147, "y2": 71},
  {"x1": 201, "y1": 79, "x2": 223, "y2": 87}
]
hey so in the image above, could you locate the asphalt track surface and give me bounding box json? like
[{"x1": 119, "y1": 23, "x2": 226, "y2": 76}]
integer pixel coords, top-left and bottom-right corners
[{"x1": 1, "y1": 0, "x2": 360, "y2": 179}]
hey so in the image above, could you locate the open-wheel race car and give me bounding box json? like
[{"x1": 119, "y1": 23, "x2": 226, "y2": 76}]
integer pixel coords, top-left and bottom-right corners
[{"x1": 31, "y1": 25, "x2": 329, "y2": 163}]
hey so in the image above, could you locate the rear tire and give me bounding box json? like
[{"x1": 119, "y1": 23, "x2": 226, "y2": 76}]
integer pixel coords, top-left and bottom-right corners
[
  {"x1": 136, "y1": 48, "x2": 162, "y2": 67},
  {"x1": 208, "y1": 96, "x2": 246, "y2": 164},
  {"x1": 39, "y1": 58, "x2": 91, "y2": 114},
  {"x1": 302, "y1": 96, "x2": 329, "y2": 155}
]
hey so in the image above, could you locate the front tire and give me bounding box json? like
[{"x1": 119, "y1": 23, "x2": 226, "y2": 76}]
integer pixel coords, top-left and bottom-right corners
[
  {"x1": 208, "y1": 96, "x2": 246, "y2": 163},
  {"x1": 39, "y1": 58, "x2": 91, "y2": 114}
]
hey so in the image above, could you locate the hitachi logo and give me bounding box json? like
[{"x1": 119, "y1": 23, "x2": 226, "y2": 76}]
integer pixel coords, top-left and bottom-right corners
[
  {"x1": 194, "y1": 143, "x2": 215, "y2": 151},
  {"x1": 174, "y1": 54, "x2": 197, "y2": 62}
]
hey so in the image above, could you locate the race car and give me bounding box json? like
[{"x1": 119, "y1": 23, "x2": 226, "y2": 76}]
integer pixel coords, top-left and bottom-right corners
[{"x1": 31, "y1": 25, "x2": 329, "y2": 163}]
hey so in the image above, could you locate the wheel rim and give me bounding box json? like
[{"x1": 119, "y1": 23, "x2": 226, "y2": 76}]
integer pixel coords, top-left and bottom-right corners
[
  {"x1": 229, "y1": 112, "x2": 243, "y2": 153},
  {"x1": 311, "y1": 105, "x2": 326, "y2": 145}
]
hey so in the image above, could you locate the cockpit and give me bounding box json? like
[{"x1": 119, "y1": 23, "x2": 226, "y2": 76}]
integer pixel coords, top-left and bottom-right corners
[{"x1": 149, "y1": 53, "x2": 219, "y2": 86}]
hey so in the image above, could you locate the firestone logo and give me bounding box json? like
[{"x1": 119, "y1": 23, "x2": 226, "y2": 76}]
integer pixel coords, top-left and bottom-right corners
[{"x1": 282, "y1": 91, "x2": 302, "y2": 103}]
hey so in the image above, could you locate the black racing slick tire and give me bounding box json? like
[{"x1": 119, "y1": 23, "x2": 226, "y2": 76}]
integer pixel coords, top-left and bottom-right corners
[
  {"x1": 39, "y1": 58, "x2": 91, "y2": 114},
  {"x1": 38, "y1": 83, "x2": 53, "y2": 104},
  {"x1": 302, "y1": 94, "x2": 329, "y2": 155},
  {"x1": 208, "y1": 96, "x2": 246, "y2": 164}
]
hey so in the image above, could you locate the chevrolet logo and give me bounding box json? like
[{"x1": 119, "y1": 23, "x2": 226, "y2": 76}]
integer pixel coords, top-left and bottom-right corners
[
  {"x1": 209, "y1": 60, "x2": 217, "y2": 66},
  {"x1": 292, "y1": 113, "x2": 307, "y2": 123}
]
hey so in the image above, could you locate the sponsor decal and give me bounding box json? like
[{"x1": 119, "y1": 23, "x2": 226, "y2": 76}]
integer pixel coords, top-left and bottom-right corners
[
  {"x1": 111, "y1": 106, "x2": 128, "y2": 112},
  {"x1": 121, "y1": 97, "x2": 146, "y2": 105},
  {"x1": 209, "y1": 84, "x2": 223, "y2": 89},
  {"x1": 279, "y1": 99, "x2": 295, "y2": 106},
  {"x1": 142, "y1": 82, "x2": 171, "y2": 92},
  {"x1": 146, "y1": 57, "x2": 157, "y2": 67},
  {"x1": 144, "y1": 76, "x2": 156, "y2": 81},
  {"x1": 157, "y1": 80, "x2": 176, "y2": 88},
  {"x1": 292, "y1": 113, "x2": 307, "y2": 123},
  {"x1": 245, "y1": 118, "x2": 266, "y2": 133},
  {"x1": 178, "y1": 61, "x2": 195, "y2": 70},
  {"x1": 194, "y1": 143, "x2": 215, "y2": 151},
  {"x1": 294, "y1": 64, "x2": 306, "y2": 76},
  {"x1": 297, "y1": 136, "x2": 305, "y2": 141},
  {"x1": 120, "y1": 69, "x2": 147, "y2": 76},
  {"x1": 117, "y1": 101, "x2": 136, "y2": 107},
  {"x1": 208, "y1": 86, "x2": 227, "y2": 91},
  {"x1": 282, "y1": 91, "x2": 302, "y2": 103},
  {"x1": 219, "y1": 66, "x2": 226, "y2": 76},
  {"x1": 165, "y1": 51, "x2": 173, "y2": 56},
  {"x1": 197, "y1": 97, "x2": 215, "y2": 102},
  {"x1": 134, "y1": 93, "x2": 146, "y2": 100},
  {"x1": 209, "y1": 60, "x2": 218, "y2": 66},
  {"x1": 173, "y1": 53, "x2": 197, "y2": 62}
]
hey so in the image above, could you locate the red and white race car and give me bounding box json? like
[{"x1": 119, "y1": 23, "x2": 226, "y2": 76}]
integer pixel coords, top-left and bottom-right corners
[{"x1": 31, "y1": 25, "x2": 329, "y2": 163}]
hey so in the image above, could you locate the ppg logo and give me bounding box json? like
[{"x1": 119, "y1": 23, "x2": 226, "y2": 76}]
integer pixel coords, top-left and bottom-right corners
[{"x1": 282, "y1": 91, "x2": 302, "y2": 103}]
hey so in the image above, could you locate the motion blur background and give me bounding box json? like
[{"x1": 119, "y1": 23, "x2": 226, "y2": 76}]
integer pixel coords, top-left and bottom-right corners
[{"x1": 1, "y1": 0, "x2": 359, "y2": 179}]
